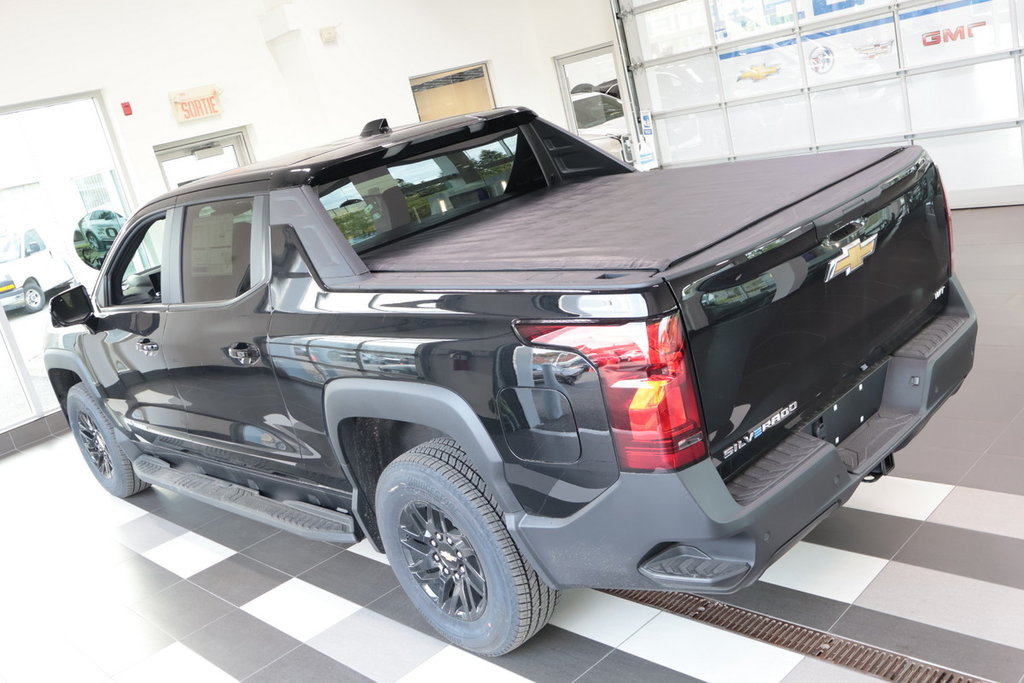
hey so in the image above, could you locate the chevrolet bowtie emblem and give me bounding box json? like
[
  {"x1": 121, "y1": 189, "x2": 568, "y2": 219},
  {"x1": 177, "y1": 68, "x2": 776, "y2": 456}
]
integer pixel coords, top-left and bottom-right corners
[{"x1": 825, "y1": 234, "x2": 877, "y2": 282}]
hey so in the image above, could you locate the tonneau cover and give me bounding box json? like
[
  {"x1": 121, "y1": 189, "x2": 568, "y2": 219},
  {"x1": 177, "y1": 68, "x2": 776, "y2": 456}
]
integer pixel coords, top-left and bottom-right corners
[{"x1": 364, "y1": 147, "x2": 899, "y2": 273}]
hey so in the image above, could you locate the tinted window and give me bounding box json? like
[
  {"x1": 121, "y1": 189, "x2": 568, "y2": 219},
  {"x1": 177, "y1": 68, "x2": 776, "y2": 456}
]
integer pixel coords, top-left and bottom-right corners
[
  {"x1": 0, "y1": 234, "x2": 19, "y2": 263},
  {"x1": 24, "y1": 229, "x2": 45, "y2": 253},
  {"x1": 109, "y1": 216, "x2": 166, "y2": 306},
  {"x1": 316, "y1": 129, "x2": 543, "y2": 253},
  {"x1": 571, "y1": 94, "x2": 624, "y2": 129},
  {"x1": 180, "y1": 198, "x2": 254, "y2": 303}
]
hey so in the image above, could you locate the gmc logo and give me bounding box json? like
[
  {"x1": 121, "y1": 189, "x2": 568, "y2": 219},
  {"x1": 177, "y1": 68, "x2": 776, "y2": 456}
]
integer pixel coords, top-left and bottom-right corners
[{"x1": 922, "y1": 21, "x2": 986, "y2": 46}]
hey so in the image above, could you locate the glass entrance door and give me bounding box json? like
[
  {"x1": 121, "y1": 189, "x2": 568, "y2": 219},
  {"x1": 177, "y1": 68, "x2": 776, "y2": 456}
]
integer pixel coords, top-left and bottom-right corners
[
  {"x1": 555, "y1": 45, "x2": 632, "y2": 162},
  {"x1": 0, "y1": 96, "x2": 129, "y2": 429}
]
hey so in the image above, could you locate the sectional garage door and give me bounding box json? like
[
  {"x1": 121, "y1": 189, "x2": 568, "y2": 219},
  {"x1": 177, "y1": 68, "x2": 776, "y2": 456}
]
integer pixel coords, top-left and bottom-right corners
[{"x1": 618, "y1": 0, "x2": 1024, "y2": 203}]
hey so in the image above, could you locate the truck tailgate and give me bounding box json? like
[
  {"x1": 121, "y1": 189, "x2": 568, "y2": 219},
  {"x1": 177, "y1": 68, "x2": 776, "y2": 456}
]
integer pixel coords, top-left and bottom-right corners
[{"x1": 666, "y1": 147, "x2": 953, "y2": 479}]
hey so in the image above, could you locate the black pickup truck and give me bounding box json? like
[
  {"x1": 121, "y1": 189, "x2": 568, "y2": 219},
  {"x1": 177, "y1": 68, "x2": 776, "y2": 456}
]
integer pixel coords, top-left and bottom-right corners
[{"x1": 45, "y1": 107, "x2": 976, "y2": 655}]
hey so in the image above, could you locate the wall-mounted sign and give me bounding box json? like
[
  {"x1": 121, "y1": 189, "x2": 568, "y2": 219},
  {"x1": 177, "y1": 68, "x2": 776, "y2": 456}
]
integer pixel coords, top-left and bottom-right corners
[{"x1": 169, "y1": 85, "x2": 222, "y2": 123}]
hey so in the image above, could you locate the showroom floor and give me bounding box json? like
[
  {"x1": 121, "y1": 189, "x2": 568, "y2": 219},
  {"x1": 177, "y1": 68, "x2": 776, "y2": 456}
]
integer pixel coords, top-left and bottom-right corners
[{"x1": 0, "y1": 206, "x2": 1022, "y2": 683}]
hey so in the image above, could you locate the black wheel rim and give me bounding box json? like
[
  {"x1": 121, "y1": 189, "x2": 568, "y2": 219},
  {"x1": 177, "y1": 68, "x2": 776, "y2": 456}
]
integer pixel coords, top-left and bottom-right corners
[
  {"x1": 398, "y1": 501, "x2": 487, "y2": 621},
  {"x1": 77, "y1": 412, "x2": 113, "y2": 479}
]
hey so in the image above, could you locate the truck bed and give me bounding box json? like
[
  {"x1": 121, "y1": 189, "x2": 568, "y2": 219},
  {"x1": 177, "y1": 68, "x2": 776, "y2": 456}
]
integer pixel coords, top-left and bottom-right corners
[{"x1": 363, "y1": 147, "x2": 901, "y2": 274}]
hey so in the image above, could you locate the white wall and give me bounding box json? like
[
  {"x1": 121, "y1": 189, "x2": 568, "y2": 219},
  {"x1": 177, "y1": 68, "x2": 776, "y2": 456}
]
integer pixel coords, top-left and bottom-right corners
[{"x1": 0, "y1": 0, "x2": 615, "y2": 209}]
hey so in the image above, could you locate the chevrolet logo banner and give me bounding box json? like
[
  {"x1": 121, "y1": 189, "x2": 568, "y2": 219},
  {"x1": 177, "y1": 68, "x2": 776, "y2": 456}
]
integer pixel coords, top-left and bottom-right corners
[{"x1": 825, "y1": 234, "x2": 877, "y2": 283}]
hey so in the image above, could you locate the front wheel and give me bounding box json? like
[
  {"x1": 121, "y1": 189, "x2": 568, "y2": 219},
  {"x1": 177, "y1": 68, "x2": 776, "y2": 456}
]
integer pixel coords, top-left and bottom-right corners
[
  {"x1": 67, "y1": 384, "x2": 148, "y2": 498},
  {"x1": 22, "y1": 280, "x2": 45, "y2": 313},
  {"x1": 376, "y1": 439, "x2": 557, "y2": 656}
]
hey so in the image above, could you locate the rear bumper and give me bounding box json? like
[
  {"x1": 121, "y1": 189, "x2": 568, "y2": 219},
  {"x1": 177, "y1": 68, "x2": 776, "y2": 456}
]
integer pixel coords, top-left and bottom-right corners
[{"x1": 510, "y1": 276, "x2": 977, "y2": 592}]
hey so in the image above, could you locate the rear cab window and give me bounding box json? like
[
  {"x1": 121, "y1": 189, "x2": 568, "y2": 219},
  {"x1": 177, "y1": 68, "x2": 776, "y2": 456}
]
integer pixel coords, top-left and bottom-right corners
[{"x1": 315, "y1": 129, "x2": 544, "y2": 254}]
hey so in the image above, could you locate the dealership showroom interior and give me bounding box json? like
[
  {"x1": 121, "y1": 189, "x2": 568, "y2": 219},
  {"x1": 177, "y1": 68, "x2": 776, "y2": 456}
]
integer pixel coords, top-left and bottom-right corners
[{"x1": 2, "y1": 0, "x2": 1024, "y2": 681}]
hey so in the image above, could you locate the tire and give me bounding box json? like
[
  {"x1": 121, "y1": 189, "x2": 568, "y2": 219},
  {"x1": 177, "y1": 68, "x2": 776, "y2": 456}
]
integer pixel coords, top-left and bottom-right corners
[
  {"x1": 86, "y1": 232, "x2": 101, "y2": 250},
  {"x1": 66, "y1": 384, "x2": 149, "y2": 498},
  {"x1": 22, "y1": 280, "x2": 45, "y2": 313},
  {"x1": 376, "y1": 438, "x2": 557, "y2": 656}
]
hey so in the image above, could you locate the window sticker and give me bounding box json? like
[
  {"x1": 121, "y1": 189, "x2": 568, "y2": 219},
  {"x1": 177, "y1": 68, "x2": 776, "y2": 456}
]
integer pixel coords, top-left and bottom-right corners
[{"x1": 190, "y1": 213, "x2": 234, "y2": 277}]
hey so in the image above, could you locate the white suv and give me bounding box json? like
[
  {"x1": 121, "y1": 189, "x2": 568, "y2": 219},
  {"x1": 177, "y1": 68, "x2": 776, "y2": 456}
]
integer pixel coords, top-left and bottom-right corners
[{"x1": 0, "y1": 229, "x2": 76, "y2": 313}]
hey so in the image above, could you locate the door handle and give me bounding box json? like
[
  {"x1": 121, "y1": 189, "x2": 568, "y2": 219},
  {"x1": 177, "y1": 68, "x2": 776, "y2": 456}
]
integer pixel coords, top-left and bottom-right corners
[
  {"x1": 135, "y1": 338, "x2": 159, "y2": 357},
  {"x1": 228, "y1": 342, "x2": 261, "y2": 366}
]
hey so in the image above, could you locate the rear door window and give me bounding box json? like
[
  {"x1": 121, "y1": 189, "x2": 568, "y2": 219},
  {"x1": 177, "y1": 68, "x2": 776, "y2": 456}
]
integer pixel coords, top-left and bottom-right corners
[{"x1": 180, "y1": 197, "x2": 255, "y2": 303}]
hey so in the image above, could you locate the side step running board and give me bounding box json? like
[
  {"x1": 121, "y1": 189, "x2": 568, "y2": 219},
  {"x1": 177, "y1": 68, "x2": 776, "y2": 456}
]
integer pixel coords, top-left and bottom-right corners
[{"x1": 132, "y1": 455, "x2": 358, "y2": 543}]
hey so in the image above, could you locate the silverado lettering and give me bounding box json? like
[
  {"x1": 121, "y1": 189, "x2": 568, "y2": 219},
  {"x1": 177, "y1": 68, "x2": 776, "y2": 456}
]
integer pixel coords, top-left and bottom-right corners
[{"x1": 724, "y1": 401, "x2": 799, "y2": 459}]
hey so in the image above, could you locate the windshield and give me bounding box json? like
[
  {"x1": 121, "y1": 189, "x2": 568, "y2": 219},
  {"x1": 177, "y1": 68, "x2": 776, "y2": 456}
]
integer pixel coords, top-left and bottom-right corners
[
  {"x1": 316, "y1": 129, "x2": 544, "y2": 253},
  {"x1": 0, "y1": 235, "x2": 19, "y2": 263}
]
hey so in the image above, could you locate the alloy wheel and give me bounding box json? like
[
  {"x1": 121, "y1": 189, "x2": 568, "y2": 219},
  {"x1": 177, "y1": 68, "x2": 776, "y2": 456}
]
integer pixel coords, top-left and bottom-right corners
[
  {"x1": 398, "y1": 501, "x2": 487, "y2": 620},
  {"x1": 77, "y1": 412, "x2": 113, "y2": 479}
]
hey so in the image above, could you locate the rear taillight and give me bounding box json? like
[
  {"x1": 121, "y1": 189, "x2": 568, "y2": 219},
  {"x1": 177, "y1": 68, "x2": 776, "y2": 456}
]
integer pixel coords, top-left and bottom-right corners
[{"x1": 515, "y1": 314, "x2": 707, "y2": 472}]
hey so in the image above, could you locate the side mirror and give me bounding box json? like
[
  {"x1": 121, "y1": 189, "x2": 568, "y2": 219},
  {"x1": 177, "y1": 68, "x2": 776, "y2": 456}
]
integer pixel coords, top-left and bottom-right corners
[{"x1": 51, "y1": 284, "x2": 95, "y2": 328}]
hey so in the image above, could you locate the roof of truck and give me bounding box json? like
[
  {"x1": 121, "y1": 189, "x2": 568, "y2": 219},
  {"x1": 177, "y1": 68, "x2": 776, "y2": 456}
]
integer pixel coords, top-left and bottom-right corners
[{"x1": 155, "y1": 107, "x2": 538, "y2": 203}]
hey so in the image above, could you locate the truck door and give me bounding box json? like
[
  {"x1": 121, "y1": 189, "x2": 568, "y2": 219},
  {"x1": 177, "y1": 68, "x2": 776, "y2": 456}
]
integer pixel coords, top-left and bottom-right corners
[
  {"x1": 80, "y1": 209, "x2": 189, "y2": 451},
  {"x1": 160, "y1": 193, "x2": 335, "y2": 484}
]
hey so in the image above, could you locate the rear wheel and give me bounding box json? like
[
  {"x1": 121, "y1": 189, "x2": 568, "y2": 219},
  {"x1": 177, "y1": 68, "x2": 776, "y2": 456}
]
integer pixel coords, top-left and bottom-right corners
[
  {"x1": 67, "y1": 384, "x2": 148, "y2": 498},
  {"x1": 376, "y1": 438, "x2": 557, "y2": 656},
  {"x1": 22, "y1": 280, "x2": 44, "y2": 313}
]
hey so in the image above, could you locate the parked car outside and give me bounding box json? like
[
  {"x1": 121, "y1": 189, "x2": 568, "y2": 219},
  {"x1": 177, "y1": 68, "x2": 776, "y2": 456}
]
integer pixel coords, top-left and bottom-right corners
[
  {"x1": 570, "y1": 89, "x2": 628, "y2": 159},
  {"x1": 0, "y1": 229, "x2": 76, "y2": 313},
  {"x1": 72, "y1": 228, "x2": 105, "y2": 269},
  {"x1": 77, "y1": 208, "x2": 125, "y2": 251}
]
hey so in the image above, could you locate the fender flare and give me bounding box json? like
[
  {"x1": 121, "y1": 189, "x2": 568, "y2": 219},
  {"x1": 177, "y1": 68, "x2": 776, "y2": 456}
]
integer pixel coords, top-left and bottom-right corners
[
  {"x1": 323, "y1": 378, "x2": 523, "y2": 517},
  {"x1": 42, "y1": 348, "x2": 104, "y2": 400}
]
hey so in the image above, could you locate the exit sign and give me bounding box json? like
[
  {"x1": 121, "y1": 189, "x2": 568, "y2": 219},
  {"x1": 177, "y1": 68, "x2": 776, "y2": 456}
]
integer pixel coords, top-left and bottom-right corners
[{"x1": 170, "y1": 85, "x2": 222, "y2": 123}]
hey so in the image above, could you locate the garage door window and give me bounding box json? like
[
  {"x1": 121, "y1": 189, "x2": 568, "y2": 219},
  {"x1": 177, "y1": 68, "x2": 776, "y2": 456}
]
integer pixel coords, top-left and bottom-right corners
[{"x1": 621, "y1": 0, "x2": 1024, "y2": 197}]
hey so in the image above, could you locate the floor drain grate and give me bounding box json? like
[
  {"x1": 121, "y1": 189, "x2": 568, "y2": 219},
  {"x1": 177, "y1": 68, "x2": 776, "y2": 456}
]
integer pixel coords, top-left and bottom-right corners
[{"x1": 605, "y1": 589, "x2": 987, "y2": 683}]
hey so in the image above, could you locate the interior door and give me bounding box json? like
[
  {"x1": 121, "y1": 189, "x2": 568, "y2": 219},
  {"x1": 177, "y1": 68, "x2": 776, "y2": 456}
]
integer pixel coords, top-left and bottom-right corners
[
  {"x1": 154, "y1": 128, "x2": 253, "y2": 190},
  {"x1": 555, "y1": 44, "x2": 632, "y2": 161}
]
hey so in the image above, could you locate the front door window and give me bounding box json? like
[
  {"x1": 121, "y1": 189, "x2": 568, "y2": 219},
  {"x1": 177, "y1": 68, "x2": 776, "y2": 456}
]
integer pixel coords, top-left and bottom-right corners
[{"x1": 107, "y1": 215, "x2": 166, "y2": 307}]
